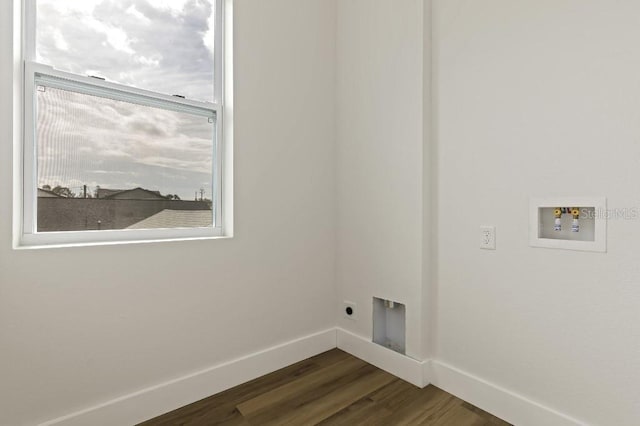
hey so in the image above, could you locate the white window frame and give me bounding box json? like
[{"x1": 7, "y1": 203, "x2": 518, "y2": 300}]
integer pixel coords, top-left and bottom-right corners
[{"x1": 17, "y1": 0, "x2": 227, "y2": 248}]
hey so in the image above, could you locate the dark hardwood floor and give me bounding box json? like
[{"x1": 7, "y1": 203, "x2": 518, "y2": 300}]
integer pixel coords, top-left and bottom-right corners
[{"x1": 138, "y1": 349, "x2": 510, "y2": 426}]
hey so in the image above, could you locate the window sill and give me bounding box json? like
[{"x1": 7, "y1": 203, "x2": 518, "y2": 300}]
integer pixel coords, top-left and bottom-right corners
[{"x1": 14, "y1": 234, "x2": 233, "y2": 250}]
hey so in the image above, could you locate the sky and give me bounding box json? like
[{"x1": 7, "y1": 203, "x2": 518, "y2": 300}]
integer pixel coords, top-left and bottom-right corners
[{"x1": 36, "y1": 0, "x2": 217, "y2": 201}]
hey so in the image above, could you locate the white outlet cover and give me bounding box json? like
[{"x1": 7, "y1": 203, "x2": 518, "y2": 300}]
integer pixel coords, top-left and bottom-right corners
[{"x1": 480, "y1": 226, "x2": 496, "y2": 250}]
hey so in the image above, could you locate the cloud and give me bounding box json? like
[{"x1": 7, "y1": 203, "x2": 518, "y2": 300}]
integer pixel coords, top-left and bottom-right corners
[
  {"x1": 34, "y1": 1, "x2": 217, "y2": 200},
  {"x1": 37, "y1": 0, "x2": 215, "y2": 100},
  {"x1": 126, "y1": 120, "x2": 167, "y2": 137},
  {"x1": 37, "y1": 85, "x2": 214, "y2": 200}
]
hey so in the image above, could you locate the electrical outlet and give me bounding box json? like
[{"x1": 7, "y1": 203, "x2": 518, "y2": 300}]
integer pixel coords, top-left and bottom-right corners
[
  {"x1": 343, "y1": 301, "x2": 357, "y2": 320},
  {"x1": 480, "y1": 226, "x2": 496, "y2": 250}
]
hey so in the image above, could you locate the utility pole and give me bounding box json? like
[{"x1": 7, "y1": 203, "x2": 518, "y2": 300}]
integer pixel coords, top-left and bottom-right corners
[
  {"x1": 83, "y1": 184, "x2": 87, "y2": 199},
  {"x1": 200, "y1": 188, "x2": 205, "y2": 201}
]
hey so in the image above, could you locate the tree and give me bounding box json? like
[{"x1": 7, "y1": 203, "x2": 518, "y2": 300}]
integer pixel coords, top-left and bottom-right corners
[{"x1": 52, "y1": 185, "x2": 75, "y2": 198}]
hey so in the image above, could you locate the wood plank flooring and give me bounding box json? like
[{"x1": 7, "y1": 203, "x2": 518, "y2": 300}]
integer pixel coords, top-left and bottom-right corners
[{"x1": 138, "y1": 349, "x2": 510, "y2": 426}]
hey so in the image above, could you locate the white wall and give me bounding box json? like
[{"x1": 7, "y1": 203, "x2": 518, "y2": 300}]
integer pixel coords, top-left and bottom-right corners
[
  {"x1": 336, "y1": 0, "x2": 427, "y2": 360},
  {"x1": 5, "y1": 0, "x2": 640, "y2": 424},
  {"x1": 434, "y1": 1, "x2": 640, "y2": 424},
  {"x1": 0, "y1": 0, "x2": 337, "y2": 424}
]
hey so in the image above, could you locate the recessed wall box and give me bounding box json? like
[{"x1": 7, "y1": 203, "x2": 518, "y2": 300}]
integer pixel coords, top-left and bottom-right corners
[
  {"x1": 529, "y1": 197, "x2": 607, "y2": 252},
  {"x1": 372, "y1": 297, "x2": 406, "y2": 355}
]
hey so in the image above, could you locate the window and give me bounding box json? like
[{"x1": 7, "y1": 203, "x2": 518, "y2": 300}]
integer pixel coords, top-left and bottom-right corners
[{"x1": 21, "y1": 0, "x2": 225, "y2": 246}]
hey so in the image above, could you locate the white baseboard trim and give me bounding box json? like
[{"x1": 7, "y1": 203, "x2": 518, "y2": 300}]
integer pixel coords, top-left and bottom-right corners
[
  {"x1": 39, "y1": 328, "x2": 337, "y2": 426},
  {"x1": 430, "y1": 360, "x2": 586, "y2": 426},
  {"x1": 334, "y1": 329, "x2": 585, "y2": 425},
  {"x1": 336, "y1": 328, "x2": 428, "y2": 387},
  {"x1": 422, "y1": 357, "x2": 433, "y2": 386},
  {"x1": 38, "y1": 327, "x2": 587, "y2": 426}
]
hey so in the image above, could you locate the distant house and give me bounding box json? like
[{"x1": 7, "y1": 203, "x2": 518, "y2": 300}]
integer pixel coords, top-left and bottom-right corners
[
  {"x1": 127, "y1": 210, "x2": 213, "y2": 229},
  {"x1": 98, "y1": 187, "x2": 165, "y2": 200},
  {"x1": 95, "y1": 188, "x2": 124, "y2": 199},
  {"x1": 38, "y1": 188, "x2": 63, "y2": 198}
]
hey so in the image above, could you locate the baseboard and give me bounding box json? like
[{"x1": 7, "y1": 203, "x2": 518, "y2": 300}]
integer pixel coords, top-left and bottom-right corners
[
  {"x1": 335, "y1": 330, "x2": 585, "y2": 425},
  {"x1": 430, "y1": 360, "x2": 586, "y2": 426},
  {"x1": 39, "y1": 328, "x2": 337, "y2": 426},
  {"x1": 38, "y1": 327, "x2": 587, "y2": 426},
  {"x1": 335, "y1": 328, "x2": 428, "y2": 387}
]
